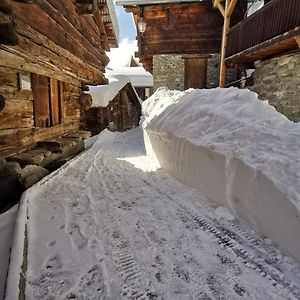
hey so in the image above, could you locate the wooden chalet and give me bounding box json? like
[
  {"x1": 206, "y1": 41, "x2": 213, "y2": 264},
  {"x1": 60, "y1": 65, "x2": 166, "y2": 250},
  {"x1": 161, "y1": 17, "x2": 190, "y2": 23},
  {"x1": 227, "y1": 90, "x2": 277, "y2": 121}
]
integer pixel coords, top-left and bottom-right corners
[
  {"x1": 212, "y1": 0, "x2": 300, "y2": 121},
  {"x1": 117, "y1": 0, "x2": 246, "y2": 89},
  {"x1": 0, "y1": 0, "x2": 119, "y2": 159},
  {"x1": 0, "y1": 0, "x2": 119, "y2": 211}
]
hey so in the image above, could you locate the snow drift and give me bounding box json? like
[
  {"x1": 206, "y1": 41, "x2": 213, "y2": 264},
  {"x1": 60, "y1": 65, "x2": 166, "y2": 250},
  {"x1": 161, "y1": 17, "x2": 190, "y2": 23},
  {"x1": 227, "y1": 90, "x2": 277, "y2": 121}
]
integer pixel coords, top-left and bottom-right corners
[
  {"x1": 142, "y1": 87, "x2": 300, "y2": 261},
  {"x1": 0, "y1": 205, "x2": 18, "y2": 300}
]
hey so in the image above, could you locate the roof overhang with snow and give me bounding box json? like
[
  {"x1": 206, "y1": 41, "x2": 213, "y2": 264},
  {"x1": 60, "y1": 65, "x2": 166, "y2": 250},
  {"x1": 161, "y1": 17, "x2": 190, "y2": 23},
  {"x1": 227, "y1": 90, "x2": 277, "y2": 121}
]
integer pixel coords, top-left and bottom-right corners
[{"x1": 106, "y1": 67, "x2": 153, "y2": 87}]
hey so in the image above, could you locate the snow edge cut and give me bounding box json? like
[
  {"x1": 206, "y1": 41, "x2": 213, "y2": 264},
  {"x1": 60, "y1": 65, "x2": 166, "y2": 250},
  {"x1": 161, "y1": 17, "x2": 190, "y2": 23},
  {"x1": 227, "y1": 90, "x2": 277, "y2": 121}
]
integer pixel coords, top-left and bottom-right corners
[{"x1": 142, "y1": 87, "x2": 300, "y2": 262}]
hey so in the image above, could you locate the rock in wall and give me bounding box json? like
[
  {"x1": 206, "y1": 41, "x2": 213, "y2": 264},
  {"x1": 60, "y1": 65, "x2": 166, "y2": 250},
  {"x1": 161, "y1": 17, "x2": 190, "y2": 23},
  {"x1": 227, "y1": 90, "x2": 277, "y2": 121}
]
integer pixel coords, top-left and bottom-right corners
[
  {"x1": 153, "y1": 55, "x2": 185, "y2": 91},
  {"x1": 252, "y1": 51, "x2": 300, "y2": 122}
]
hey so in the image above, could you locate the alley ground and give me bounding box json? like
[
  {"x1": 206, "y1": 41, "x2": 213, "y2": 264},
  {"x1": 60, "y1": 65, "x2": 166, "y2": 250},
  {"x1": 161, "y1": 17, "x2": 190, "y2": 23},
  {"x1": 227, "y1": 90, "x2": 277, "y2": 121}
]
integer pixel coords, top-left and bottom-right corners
[{"x1": 8, "y1": 128, "x2": 300, "y2": 300}]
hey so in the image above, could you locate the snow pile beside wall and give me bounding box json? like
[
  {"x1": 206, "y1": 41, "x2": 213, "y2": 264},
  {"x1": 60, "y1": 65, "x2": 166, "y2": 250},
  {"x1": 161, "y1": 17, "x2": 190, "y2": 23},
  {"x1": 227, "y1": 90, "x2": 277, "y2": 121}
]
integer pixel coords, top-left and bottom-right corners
[
  {"x1": 142, "y1": 87, "x2": 300, "y2": 260},
  {"x1": 0, "y1": 205, "x2": 18, "y2": 300}
]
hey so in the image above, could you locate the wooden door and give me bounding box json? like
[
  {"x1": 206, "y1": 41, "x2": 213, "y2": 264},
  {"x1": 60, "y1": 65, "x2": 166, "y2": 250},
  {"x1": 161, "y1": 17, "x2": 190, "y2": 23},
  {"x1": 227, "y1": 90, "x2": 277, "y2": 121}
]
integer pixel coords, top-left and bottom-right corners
[
  {"x1": 31, "y1": 74, "x2": 50, "y2": 127},
  {"x1": 183, "y1": 55, "x2": 210, "y2": 89}
]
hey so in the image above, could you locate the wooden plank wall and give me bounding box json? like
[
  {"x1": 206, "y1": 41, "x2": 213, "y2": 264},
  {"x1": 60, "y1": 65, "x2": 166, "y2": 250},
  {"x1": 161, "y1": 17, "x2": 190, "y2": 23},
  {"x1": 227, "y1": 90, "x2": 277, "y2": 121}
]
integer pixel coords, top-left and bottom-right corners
[
  {"x1": 1, "y1": 0, "x2": 110, "y2": 85},
  {"x1": 128, "y1": 1, "x2": 246, "y2": 72},
  {"x1": 0, "y1": 66, "x2": 81, "y2": 159},
  {"x1": 0, "y1": 0, "x2": 111, "y2": 159}
]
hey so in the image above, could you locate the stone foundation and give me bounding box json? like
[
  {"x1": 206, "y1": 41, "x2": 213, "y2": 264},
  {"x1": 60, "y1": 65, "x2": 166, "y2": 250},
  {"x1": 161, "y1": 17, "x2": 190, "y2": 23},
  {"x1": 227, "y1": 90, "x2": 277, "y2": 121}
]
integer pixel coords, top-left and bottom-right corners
[
  {"x1": 153, "y1": 55, "x2": 185, "y2": 91},
  {"x1": 207, "y1": 54, "x2": 240, "y2": 88},
  {"x1": 0, "y1": 130, "x2": 91, "y2": 213},
  {"x1": 252, "y1": 51, "x2": 300, "y2": 122}
]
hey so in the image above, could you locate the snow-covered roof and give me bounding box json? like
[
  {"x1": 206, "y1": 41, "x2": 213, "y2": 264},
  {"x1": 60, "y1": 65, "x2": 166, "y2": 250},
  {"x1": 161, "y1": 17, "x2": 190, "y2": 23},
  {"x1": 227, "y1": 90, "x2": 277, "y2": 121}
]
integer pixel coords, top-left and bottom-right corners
[
  {"x1": 88, "y1": 74, "x2": 130, "y2": 107},
  {"x1": 106, "y1": 67, "x2": 153, "y2": 87}
]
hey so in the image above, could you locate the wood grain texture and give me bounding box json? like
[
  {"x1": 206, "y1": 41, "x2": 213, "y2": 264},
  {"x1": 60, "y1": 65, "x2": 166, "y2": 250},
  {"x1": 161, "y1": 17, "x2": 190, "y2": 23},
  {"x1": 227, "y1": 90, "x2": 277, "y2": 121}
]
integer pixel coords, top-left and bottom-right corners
[{"x1": 31, "y1": 74, "x2": 50, "y2": 128}]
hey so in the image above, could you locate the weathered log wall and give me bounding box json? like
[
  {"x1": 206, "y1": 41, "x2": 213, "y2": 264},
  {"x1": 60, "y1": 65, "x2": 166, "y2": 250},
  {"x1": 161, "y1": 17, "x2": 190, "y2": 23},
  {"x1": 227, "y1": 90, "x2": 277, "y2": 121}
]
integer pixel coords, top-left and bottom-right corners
[
  {"x1": 0, "y1": 0, "x2": 113, "y2": 159},
  {"x1": 83, "y1": 83, "x2": 141, "y2": 135},
  {"x1": 0, "y1": 66, "x2": 82, "y2": 159},
  {"x1": 0, "y1": 0, "x2": 110, "y2": 84}
]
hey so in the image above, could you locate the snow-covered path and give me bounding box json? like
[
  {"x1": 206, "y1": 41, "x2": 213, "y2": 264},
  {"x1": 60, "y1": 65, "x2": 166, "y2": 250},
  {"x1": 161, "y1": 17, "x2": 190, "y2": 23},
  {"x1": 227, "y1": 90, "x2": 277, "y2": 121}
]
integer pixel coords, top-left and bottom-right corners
[{"x1": 7, "y1": 128, "x2": 300, "y2": 300}]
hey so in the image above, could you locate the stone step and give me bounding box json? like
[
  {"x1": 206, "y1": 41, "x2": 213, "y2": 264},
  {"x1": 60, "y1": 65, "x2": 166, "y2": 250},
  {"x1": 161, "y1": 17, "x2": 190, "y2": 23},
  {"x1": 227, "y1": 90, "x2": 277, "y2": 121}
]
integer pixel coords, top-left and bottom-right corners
[
  {"x1": 7, "y1": 151, "x2": 45, "y2": 167},
  {"x1": 65, "y1": 130, "x2": 91, "y2": 140}
]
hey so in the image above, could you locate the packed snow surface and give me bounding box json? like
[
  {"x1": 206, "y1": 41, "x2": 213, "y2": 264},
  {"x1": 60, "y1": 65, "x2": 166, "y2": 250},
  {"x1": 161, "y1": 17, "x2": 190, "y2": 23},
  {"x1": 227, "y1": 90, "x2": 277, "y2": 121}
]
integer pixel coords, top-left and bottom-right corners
[
  {"x1": 0, "y1": 205, "x2": 18, "y2": 300},
  {"x1": 142, "y1": 87, "x2": 300, "y2": 209},
  {"x1": 5, "y1": 128, "x2": 300, "y2": 299}
]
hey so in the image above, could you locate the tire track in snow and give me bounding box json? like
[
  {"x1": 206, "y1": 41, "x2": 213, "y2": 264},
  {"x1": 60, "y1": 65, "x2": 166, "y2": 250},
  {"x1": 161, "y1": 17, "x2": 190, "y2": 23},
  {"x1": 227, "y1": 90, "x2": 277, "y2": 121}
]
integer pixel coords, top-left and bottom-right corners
[
  {"x1": 27, "y1": 129, "x2": 299, "y2": 300},
  {"x1": 86, "y1": 149, "x2": 153, "y2": 300},
  {"x1": 176, "y1": 205, "x2": 300, "y2": 299},
  {"x1": 132, "y1": 173, "x2": 300, "y2": 299}
]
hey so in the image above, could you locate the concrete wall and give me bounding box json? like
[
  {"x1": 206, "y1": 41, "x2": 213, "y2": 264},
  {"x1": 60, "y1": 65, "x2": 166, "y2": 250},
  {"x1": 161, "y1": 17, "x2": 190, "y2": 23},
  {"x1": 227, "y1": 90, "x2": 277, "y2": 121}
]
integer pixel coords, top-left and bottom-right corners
[
  {"x1": 153, "y1": 55, "x2": 185, "y2": 91},
  {"x1": 252, "y1": 51, "x2": 300, "y2": 122}
]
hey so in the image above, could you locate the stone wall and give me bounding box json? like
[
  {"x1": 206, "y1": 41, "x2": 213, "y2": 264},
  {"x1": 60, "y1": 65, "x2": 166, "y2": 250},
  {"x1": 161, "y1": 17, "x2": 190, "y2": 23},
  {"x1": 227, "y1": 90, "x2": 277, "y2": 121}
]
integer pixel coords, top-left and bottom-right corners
[
  {"x1": 207, "y1": 54, "x2": 240, "y2": 88},
  {"x1": 252, "y1": 51, "x2": 300, "y2": 122},
  {"x1": 153, "y1": 55, "x2": 185, "y2": 91},
  {"x1": 153, "y1": 53, "x2": 240, "y2": 90}
]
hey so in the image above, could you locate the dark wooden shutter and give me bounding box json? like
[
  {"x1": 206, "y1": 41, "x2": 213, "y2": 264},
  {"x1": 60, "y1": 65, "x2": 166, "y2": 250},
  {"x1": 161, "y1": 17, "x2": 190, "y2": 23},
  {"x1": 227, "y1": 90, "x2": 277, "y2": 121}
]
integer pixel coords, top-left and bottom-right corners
[
  {"x1": 31, "y1": 74, "x2": 50, "y2": 128},
  {"x1": 50, "y1": 78, "x2": 60, "y2": 126},
  {"x1": 58, "y1": 81, "x2": 64, "y2": 122}
]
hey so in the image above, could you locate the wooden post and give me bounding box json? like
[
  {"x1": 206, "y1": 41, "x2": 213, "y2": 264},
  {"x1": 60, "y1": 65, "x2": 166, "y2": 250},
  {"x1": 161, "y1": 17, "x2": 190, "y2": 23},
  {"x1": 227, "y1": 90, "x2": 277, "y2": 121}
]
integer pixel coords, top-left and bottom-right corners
[
  {"x1": 219, "y1": 0, "x2": 229, "y2": 87},
  {"x1": 214, "y1": 0, "x2": 238, "y2": 87},
  {"x1": 295, "y1": 36, "x2": 300, "y2": 48}
]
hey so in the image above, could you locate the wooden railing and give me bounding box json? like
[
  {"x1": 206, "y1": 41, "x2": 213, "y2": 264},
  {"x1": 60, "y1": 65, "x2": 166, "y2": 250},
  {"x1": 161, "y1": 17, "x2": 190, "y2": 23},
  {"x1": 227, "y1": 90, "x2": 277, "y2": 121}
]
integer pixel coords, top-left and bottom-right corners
[{"x1": 226, "y1": 0, "x2": 300, "y2": 57}]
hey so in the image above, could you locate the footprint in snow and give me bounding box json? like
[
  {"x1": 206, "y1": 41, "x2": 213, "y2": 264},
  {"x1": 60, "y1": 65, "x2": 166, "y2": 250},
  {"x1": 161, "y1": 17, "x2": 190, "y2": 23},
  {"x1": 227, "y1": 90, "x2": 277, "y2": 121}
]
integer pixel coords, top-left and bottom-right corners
[
  {"x1": 47, "y1": 240, "x2": 56, "y2": 248},
  {"x1": 66, "y1": 222, "x2": 87, "y2": 250},
  {"x1": 58, "y1": 224, "x2": 65, "y2": 230},
  {"x1": 67, "y1": 264, "x2": 105, "y2": 299},
  {"x1": 43, "y1": 255, "x2": 63, "y2": 270}
]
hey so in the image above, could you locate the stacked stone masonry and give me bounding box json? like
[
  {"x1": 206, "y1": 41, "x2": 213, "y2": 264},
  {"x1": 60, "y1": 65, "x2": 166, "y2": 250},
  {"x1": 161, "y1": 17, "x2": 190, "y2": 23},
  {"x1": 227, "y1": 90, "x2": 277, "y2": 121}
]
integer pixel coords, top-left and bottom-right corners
[
  {"x1": 153, "y1": 55, "x2": 185, "y2": 91},
  {"x1": 252, "y1": 51, "x2": 300, "y2": 122},
  {"x1": 153, "y1": 54, "x2": 239, "y2": 91}
]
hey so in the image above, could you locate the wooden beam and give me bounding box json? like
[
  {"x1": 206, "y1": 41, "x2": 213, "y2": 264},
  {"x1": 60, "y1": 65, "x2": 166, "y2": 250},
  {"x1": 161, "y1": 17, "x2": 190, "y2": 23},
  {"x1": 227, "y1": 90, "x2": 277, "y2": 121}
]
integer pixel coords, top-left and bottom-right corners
[
  {"x1": 295, "y1": 36, "x2": 300, "y2": 48},
  {"x1": 11, "y1": 0, "x2": 34, "y2": 3},
  {"x1": 0, "y1": 12, "x2": 18, "y2": 45},
  {"x1": 93, "y1": 11, "x2": 110, "y2": 51},
  {"x1": 0, "y1": 0, "x2": 12, "y2": 14},
  {"x1": 213, "y1": 0, "x2": 239, "y2": 87},
  {"x1": 76, "y1": 4, "x2": 93, "y2": 15},
  {"x1": 219, "y1": 0, "x2": 230, "y2": 88},
  {"x1": 227, "y1": 0, "x2": 238, "y2": 17},
  {"x1": 213, "y1": 0, "x2": 225, "y2": 17}
]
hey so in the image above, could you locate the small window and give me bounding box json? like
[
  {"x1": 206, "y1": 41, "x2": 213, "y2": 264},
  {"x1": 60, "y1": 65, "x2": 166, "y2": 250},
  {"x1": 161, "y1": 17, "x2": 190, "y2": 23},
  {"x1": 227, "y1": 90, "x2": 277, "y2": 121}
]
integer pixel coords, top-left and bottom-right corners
[{"x1": 31, "y1": 74, "x2": 63, "y2": 128}]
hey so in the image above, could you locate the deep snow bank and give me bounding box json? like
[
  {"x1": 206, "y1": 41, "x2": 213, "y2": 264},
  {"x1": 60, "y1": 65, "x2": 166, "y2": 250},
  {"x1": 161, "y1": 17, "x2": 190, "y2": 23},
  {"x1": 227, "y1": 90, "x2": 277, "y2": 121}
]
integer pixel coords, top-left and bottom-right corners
[
  {"x1": 142, "y1": 87, "x2": 300, "y2": 261},
  {"x1": 0, "y1": 205, "x2": 18, "y2": 300}
]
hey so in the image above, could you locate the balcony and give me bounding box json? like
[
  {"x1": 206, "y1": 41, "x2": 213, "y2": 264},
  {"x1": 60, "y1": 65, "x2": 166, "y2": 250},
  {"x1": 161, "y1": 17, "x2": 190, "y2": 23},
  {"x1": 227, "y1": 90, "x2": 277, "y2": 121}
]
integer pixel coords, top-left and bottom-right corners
[{"x1": 225, "y1": 0, "x2": 300, "y2": 68}]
